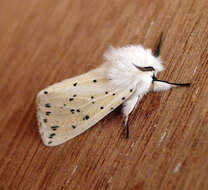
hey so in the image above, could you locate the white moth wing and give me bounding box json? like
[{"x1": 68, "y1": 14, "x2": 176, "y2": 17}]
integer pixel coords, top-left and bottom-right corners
[{"x1": 36, "y1": 67, "x2": 135, "y2": 146}]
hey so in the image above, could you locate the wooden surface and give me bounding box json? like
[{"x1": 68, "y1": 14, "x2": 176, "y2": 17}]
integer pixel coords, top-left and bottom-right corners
[{"x1": 0, "y1": 0, "x2": 208, "y2": 189}]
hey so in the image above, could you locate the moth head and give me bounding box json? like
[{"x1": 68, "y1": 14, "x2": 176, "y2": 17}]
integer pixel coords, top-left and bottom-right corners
[
  {"x1": 104, "y1": 45, "x2": 164, "y2": 77},
  {"x1": 103, "y1": 35, "x2": 166, "y2": 87}
]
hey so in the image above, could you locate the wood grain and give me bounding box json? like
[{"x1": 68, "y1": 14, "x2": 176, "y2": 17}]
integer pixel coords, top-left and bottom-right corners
[{"x1": 0, "y1": 0, "x2": 208, "y2": 189}]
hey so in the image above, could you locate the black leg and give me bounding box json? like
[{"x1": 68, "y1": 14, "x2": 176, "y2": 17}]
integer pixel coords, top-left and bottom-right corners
[
  {"x1": 126, "y1": 121, "x2": 129, "y2": 139},
  {"x1": 154, "y1": 33, "x2": 163, "y2": 57},
  {"x1": 153, "y1": 78, "x2": 191, "y2": 87},
  {"x1": 125, "y1": 116, "x2": 129, "y2": 138}
]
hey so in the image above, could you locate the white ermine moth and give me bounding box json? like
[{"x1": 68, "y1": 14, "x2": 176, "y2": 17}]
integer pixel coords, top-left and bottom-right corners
[{"x1": 36, "y1": 34, "x2": 191, "y2": 146}]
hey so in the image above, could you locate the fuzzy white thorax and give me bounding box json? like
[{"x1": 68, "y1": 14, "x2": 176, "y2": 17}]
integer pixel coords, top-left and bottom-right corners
[
  {"x1": 102, "y1": 45, "x2": 164, "y2": 117},
  {"x1": 103, "y1": 45, "x2": 163, "y2": 86}
]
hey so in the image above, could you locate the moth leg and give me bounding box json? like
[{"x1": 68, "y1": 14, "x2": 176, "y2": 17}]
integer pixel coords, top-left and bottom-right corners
[
  {"x1": 122, "y1": 93, "x2": 143, "y2": 138},
  {"x1": 153, "y1": 80, "x2": 191, "y2": 92},
  {"x1": 125, "y1": 115, "x2": 129, "y2": 138}
]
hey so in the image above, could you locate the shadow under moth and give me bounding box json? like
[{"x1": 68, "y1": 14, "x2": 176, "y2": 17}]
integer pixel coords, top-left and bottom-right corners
[{"x1": 36, "y1": 34, "x2": 191, "y2": 146}]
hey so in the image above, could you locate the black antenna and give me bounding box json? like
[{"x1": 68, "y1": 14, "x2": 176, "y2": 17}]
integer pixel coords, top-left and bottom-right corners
[{"x1": 154, "y1": 33, "x2": 163, "y2": 57}]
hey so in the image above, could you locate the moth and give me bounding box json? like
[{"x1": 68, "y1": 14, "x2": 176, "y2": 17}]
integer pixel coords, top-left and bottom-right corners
[{"x1": 36, "y1": 35, "x2": 190, "y2": 146}]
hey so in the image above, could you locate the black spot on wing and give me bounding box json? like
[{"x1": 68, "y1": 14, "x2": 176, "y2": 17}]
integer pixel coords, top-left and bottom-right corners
[
  {"x1": 73, "y1": 83, "x2": 77, "y2": 86},
  {"x1": 93, "y1": 80, "x2": 97, "y2": 83},
  {"x1": 69, "y1": 98, "x2": 74, "y2": 101},
  {"x1": 51, "y1": 126, "x2": 59, "y2": 131},
  {"x1": 46, "y1": 111, "x2": 51, "y2": 116},
  {"x1": 122, "y1": 97, "x2": 126, "y2": 100},
  {"x1": 83, "y1": 115, "x2": 90, "y2": 120},
  {"x1": 45, "y1": 103, "x2": 51, "y2": 108},
  {"x1": 72, "y1": 125, "x2": 76, "y2": 129},
  {"x1": 43, "y1": 119, "x2": 48, "y2": 123},
  {"x1": 49, "y1": 133, "x2": 56, "y2": 138}
]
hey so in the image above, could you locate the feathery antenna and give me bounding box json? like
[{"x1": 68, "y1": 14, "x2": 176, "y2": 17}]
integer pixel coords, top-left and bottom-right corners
[{"x1": 154, "y1": 33, "x2": 163, "y2": 57}]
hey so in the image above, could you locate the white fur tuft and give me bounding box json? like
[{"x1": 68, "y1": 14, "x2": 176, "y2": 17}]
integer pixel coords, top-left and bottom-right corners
[
  {"x1": 103, "y1": 45, "x2": 164, "y2": 87},
  {"x1": 153, "y1": 81, "x2": 178, "y2": 92},
  {"x1": 104, "y1": 45, "x2": 164, "y2": 71},
  {"x1": 103, "y1": 45, "x2": 164, "y2": 118}
]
